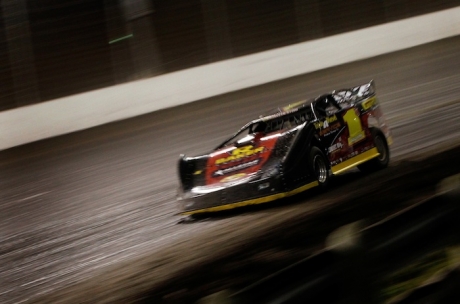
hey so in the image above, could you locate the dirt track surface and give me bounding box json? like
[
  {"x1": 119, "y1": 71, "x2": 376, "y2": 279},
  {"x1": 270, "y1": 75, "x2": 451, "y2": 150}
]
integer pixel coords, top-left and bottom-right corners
[{"x1": 1, "y1": 36, "x2": 460, "y2": 303}]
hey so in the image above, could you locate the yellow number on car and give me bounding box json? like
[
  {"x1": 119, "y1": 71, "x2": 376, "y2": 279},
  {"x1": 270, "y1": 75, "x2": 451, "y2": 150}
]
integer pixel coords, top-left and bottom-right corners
[{"x1": 343, "y1": 108, "x2": 365, "y2": 145}]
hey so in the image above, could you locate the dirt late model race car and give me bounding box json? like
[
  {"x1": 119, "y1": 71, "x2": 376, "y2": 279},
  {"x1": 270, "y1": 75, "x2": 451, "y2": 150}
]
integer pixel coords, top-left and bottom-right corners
[{"x1": 177, "y1": 81, "x2": 392, "y2": 216}]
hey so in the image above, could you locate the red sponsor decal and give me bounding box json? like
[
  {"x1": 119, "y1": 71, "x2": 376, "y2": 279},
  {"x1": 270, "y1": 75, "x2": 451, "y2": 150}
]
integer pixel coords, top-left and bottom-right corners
[{"x1": 206, "y1": 135, "x2": 278, "y2": 184}]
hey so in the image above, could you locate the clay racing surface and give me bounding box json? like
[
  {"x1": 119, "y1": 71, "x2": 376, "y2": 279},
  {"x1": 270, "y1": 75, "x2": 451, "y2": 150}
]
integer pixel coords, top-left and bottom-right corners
[{"x1": 1, "y1": 36, "x2": 460, "y2": 303}]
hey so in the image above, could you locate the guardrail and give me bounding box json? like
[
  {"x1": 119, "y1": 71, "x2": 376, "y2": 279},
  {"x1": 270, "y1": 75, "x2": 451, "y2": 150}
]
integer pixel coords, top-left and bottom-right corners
[{"x1": 199, "y1": 182, "x2": 460, "y2": 304}]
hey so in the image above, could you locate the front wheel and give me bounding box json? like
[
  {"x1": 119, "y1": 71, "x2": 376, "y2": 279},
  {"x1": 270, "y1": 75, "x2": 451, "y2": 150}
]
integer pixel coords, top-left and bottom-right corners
[
  {"x1": 308, "y1": 146, "x2": 330, "y2": 189},
  {"x1": 358, "y1": 129, "x2": 390, "y2": 173}
]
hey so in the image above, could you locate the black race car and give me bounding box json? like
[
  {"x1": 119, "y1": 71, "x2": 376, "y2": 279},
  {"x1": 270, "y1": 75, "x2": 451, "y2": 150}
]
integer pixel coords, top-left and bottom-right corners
[{"x1": 177, "y1": 81, "x2": 392, "y2": 215}]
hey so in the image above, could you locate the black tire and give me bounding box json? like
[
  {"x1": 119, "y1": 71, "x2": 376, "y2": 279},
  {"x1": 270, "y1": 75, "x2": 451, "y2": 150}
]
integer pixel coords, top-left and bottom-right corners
[
  {"x1": 308, "y1": 146, "x2": 330, "y2": 189},
  {"x1": 358, "y1": 129, "x2": 390, "y2": 173}
]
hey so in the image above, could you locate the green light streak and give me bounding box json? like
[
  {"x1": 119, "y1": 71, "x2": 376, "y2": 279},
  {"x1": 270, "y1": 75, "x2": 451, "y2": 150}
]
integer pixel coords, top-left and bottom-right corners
[{"x1": 109, "y1": 34, "x2": 133, "y2": 44}]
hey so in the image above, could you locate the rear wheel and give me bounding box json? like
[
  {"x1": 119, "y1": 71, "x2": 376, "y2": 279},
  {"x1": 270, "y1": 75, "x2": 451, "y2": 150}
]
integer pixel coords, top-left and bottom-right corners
[
  {"x1": 358, "y1": 129, "x2": 390, "y2": 173},
  {"x1": 309, "y1": 146, "x2": 330, "y2": 188}
]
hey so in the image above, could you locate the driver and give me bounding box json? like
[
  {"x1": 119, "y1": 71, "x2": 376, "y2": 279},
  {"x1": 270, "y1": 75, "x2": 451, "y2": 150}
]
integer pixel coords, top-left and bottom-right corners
[{"x1": 316, "y1": 95, "x2": 340, "y2": 117}]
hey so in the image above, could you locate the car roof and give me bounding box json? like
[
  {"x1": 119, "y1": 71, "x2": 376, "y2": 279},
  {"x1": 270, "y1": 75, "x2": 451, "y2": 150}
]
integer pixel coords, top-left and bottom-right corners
[{"x1": 258, "y1": 100, "x2": 314, "y2": 122}]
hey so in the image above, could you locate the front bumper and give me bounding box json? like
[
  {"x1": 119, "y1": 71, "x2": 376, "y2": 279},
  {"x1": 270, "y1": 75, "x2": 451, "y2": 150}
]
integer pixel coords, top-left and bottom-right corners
[
  {"x1": 177, "y1": 175, "x2": 319, "y2": 215},
  {"x1": 177, "y1": 174, "x2": 284, "y2": 215}
]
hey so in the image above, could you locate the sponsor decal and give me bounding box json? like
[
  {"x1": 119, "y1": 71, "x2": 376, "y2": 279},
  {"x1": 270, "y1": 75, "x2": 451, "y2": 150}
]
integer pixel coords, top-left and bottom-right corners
[
  {"x1": 328, "y1": 142, "x2": 344, "y2": 153},
  {"x1": 361, "y1": 97, "x2": 377, "y2": 111},
  {"x1": 319, "y1": 122, "x2": 341, "y2": 136},
  {"x1": 348, "y1": 150, "x2": 359, "y2": 158},
  {"x1": 348, "y1": 132, "x2": 365, "y2": 145},
  {"x1": 213, "y1": 159, "x2": 261, "y2": 177},
  {"x1": 314, "y1": 115, "x2": 338, "y2": 130},
  {"x1": 215, "y1": 145, "x2": 265, "y2": 165},
  {"x1": 206, "y1": 139, "x2": 277, "y2": 184},
  {"x1": 264, "y1": 108, "x2": 299, "y2": 120},
  {"x1": 221, "y1": 173, "x2": 247, "y2": 182}
]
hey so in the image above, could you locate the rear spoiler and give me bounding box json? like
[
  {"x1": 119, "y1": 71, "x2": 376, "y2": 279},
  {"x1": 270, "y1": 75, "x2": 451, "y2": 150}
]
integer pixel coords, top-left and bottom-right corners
[{"x1": 332, "y1": 80, "x2": 376, "y2": 104}]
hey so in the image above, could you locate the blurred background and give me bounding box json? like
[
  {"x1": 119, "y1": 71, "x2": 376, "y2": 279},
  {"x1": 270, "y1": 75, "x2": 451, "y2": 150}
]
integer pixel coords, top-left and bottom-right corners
[
  {"x1": 2, "y1": 2, "x2": 460, "y2": 303},
  {"x1": 1, "y1": 0, "x2": 458, "y2": 111}
]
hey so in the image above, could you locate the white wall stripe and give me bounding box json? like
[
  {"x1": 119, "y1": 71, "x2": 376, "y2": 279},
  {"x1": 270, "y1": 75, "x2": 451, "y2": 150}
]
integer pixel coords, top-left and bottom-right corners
[{"x1": 1, "y1": 6, "x2": 459, "y2": 151}]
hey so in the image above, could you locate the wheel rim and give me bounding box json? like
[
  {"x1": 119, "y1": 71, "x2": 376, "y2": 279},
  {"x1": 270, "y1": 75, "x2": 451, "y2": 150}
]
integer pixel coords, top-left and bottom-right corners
[
  {"x1": 375, "y1": 136, "x2": 387, "y2": 162},
  {"x1": 313, "y1": 155, "x2": 328, "y2": 183}
]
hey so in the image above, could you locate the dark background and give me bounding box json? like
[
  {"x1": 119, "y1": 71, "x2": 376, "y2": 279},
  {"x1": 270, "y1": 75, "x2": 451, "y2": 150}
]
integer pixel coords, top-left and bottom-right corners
[{"x1": 0, "y1": 0, "x2": 458, "y2": 110}]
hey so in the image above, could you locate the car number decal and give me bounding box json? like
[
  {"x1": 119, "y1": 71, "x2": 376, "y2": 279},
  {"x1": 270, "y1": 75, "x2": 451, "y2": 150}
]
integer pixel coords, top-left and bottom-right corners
[{"x1": 343, "y1": 108, "x2": 365, "y2": 145}]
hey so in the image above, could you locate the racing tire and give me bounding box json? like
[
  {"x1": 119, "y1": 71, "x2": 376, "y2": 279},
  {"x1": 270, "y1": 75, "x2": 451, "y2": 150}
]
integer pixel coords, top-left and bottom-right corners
[
  {"x1": 358, "y1": 129, "x2": 390, "y2": 173},
  {"x1": 308, "y1": 146, "x2": 330, "y2": 189}
]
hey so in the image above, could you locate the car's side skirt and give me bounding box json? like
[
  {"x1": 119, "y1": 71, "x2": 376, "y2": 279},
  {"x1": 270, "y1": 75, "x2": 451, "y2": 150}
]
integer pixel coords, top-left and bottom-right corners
[
  {"x1": 331, "y1": 147, "x2": 379, "y2": 175},
  {"x1": 181, "y1": 180, "x2": 319, "y2": 216}
]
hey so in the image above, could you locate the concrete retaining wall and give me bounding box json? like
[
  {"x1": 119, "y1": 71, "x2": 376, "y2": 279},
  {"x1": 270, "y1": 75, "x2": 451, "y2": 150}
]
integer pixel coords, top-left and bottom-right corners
[{"x1": 1, "y1": 6, "x2": 459, "y2": 151}]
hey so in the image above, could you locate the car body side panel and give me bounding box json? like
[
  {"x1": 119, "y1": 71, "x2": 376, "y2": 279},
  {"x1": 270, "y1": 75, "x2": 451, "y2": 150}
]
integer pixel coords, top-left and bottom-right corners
[{"x1": 281, "y1": 124, "x2": 320, "y2": 188}]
